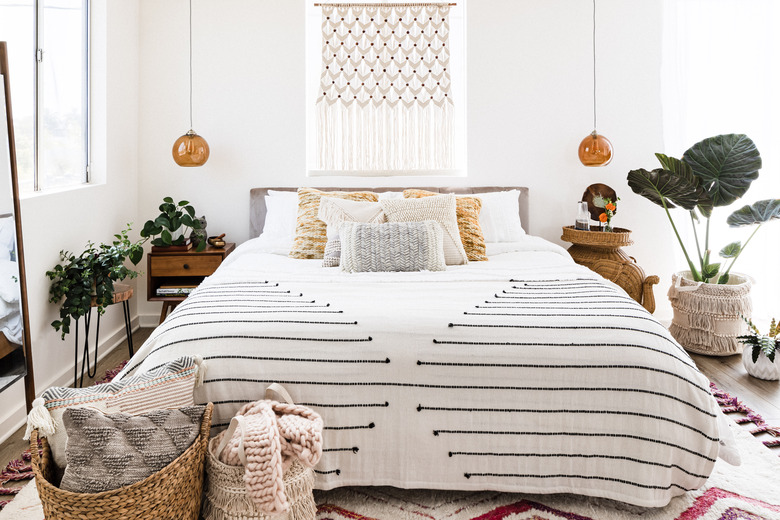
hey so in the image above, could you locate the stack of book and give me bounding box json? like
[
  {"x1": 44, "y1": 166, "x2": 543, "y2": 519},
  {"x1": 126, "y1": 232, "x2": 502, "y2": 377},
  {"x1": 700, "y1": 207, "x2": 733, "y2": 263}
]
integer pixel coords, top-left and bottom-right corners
[{"x1": 155, "y1": 284, "x2": 198, "y2": 297}]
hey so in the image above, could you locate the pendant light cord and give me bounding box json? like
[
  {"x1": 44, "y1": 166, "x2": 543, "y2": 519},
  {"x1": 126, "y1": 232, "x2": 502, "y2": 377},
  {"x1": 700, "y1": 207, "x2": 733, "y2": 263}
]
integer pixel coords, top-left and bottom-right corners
[
  {"x1": 592, "y1": 0, "x2": 597, "y2": 131},
  {"x1": 189, "y1": 0, "x2": 193, "y2": 130}
]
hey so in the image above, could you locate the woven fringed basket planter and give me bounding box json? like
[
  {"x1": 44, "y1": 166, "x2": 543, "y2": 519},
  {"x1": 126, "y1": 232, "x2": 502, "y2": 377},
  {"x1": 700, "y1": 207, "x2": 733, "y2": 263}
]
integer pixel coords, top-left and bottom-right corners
[
  {"x1": 668, "y1": 271, "x2": 752, "y2": 356},
  {"x1": 30, "y1": 403, "x2": 213, "y2": 520},
  {"x1": 202, "y1": 436, "x2": 316, "y2": 520}
]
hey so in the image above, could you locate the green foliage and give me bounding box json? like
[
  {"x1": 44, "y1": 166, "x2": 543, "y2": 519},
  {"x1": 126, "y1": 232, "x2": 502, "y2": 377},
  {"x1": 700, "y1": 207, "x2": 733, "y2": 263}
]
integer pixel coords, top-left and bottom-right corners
[
  {"x1": 140, "y1": 197, "x2": 206, "y2": 252},
  {"x1": 627, "y1": 134, "x2": 777, "y2": 284},
  {"x1": 46, "y1": 224, "x2": 145, "y2": 340},
  {"x1": 738, "y1": 316, "x2": 779, "y2": 364}
]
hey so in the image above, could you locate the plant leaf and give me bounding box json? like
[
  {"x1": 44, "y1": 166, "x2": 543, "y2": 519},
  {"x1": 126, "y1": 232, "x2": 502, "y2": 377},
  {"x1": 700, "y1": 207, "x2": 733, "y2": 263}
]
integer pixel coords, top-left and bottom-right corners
[
  {"x1": 655, "y1": 154, "x2": 714, "y2": 218},
  {"x1": 726, "y1": 199, "x2": 780, "y2": 227},
  {"x1": 702, "y1": 262, "x2": 721, "y2": 280},
  {"x1": 627, "y1": 168, "x2": 709, "y2": 210},
  {"x1": 753, "y1": 345, "x2": 760, "y2": 363},
  {"x1": 161, "y1": 229, "x2": 172, "y2": 245},
  {"x1": 163, "y1": 196, "x2": 174, "y2": 203},
  {"x1": 719, "y1": 241, "x2": 741, "y2": 259},
  {"x1": 718, "y1": 273, "x2": 730, "y2": 284},
  {"x1": 682, "y1": 134, "x2": 762, "y2": 207}
]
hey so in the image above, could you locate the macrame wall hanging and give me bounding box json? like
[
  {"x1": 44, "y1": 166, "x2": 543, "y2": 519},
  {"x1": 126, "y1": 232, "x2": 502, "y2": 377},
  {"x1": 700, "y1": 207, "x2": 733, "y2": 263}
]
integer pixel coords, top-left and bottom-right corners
[{"x1": 317, "y1": 3, "x2": 453, "y2": 171}]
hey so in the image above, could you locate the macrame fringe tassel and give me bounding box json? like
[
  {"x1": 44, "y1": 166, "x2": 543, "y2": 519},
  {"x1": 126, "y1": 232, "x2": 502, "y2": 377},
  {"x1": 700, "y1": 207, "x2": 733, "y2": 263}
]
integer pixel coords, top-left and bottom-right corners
[
  {"x1": 23, "y1": 398, "x2": 56, "y2": 441},
  {"x1": 669, "y1": 324, "x2": 745, "y2": 355},
  {"x1": 317, "y1": 101, "x2": 453, "y2": 171},
  {"x1": 195, "y1": 355, "x2": 207, "y2": 388}
]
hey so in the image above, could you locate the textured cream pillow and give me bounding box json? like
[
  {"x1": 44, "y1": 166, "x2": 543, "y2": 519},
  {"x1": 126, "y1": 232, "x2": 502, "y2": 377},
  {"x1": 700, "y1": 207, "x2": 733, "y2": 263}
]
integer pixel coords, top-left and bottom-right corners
[
  {"x1": 403, "y1": 189, "x2": 487, "y2": 261},
  {"x1": 318, "y1": 198, "x2": 386, "y2": 267},
  {"x1": 381, "y1": 194, "x2": 468, "y2": 265},
  {"x1": 289, "y1": 188, "x2": 379, "y2": 259}
]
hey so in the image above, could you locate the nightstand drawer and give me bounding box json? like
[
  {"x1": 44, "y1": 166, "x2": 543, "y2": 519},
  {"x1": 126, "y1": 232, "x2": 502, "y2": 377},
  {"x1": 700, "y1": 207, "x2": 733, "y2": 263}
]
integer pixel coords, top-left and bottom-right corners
[{"x1": 150, "y1": 254, "x2": 222, "y2": 276}]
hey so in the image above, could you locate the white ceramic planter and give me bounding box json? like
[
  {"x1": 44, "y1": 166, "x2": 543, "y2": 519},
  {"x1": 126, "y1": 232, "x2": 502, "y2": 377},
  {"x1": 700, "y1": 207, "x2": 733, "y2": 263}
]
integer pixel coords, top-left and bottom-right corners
[
  {"x1": 667, "y1": 271, "x2": 752, "y2": 356},
  {"x1": 742, "y1": 347, "x2": 780, "y2": 380}
]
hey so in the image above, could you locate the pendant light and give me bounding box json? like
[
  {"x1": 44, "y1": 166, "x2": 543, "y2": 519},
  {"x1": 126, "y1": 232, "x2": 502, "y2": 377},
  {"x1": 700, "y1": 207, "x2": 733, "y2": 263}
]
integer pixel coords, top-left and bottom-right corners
[
  {"x1": 578, "y1": 0, "x2": 613, "y2": 167},
  {"x1": 172, "y1": 0, "x2": 209, "y2": 167}
]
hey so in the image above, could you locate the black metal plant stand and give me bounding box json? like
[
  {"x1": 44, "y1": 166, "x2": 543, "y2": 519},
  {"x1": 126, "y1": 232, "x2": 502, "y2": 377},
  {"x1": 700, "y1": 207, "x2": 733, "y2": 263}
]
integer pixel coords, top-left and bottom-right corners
[{"x1": 72, "y1": 289, "x2": 134, "y2": 388}]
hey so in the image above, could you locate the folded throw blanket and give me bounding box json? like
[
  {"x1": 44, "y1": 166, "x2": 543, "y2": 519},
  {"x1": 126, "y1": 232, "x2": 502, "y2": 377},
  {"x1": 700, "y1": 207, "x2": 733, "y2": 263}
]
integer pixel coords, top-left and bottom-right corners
[{"x1": 215, "y1": 388, "x2": 323, "y2": 514}]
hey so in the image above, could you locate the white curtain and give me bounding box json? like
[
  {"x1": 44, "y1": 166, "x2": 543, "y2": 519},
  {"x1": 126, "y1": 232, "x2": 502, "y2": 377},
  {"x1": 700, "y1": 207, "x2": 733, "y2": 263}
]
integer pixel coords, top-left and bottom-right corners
[
  {"x1": 316, "y1": 3, "x2": 453, "y2": 171},
  {"x1": 662, "y1": 0, "x2": 780, "y2": 323}
]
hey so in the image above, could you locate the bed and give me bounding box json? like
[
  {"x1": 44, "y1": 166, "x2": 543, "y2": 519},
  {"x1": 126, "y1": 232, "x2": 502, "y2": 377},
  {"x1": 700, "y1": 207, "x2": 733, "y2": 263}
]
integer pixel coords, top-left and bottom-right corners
[{"x1": 119, "y1": 187, "x2": 737, "y2": 508}]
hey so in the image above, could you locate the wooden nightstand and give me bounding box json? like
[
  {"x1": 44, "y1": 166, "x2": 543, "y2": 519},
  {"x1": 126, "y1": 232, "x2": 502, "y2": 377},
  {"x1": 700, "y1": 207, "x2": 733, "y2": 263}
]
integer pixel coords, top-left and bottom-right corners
[{"x1": 147, "y1": 242, "x2": 235, "y2": 323}]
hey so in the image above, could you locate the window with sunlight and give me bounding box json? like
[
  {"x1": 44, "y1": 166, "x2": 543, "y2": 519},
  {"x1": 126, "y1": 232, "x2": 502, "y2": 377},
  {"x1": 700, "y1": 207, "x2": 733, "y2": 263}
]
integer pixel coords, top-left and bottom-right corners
[{"x1": 0, "y1": 0, "x2": 89, "y2": 192}]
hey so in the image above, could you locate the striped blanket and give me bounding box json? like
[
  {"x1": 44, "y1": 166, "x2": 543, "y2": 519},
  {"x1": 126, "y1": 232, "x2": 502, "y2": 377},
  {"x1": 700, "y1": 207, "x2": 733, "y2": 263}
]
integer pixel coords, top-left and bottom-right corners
[{"x1": 119, "y1": 237, "x2": 734, "y2": 507}]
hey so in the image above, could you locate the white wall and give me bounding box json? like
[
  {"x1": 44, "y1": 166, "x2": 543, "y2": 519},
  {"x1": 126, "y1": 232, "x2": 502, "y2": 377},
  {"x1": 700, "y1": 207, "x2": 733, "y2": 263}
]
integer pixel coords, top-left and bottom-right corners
[
  {"x1": 136, "y1": 0, "x2": 676, "y2": 324},
  {"x1": 0, "y1": 0, "x2": 141, "y2": 443}
]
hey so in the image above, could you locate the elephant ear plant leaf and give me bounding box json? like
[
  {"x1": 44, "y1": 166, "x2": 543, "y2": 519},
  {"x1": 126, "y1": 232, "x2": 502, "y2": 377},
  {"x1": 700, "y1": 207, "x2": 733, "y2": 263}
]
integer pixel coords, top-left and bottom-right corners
[
  {"x1": 682, "y1": 134, "x2": 762, "y2": 207},
  {"x1": 717, "y1": 199, "x2": 780, "y2": 283},
  {"x1": 627, "y1": 134, "x2": 775, "y2": 284}
]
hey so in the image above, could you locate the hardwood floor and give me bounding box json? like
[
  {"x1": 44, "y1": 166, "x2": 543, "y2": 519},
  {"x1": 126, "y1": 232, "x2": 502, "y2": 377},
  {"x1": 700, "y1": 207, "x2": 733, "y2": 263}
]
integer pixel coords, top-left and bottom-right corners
[{"x1": 0, "y1": 328, "x2": 777, "y2": 496}]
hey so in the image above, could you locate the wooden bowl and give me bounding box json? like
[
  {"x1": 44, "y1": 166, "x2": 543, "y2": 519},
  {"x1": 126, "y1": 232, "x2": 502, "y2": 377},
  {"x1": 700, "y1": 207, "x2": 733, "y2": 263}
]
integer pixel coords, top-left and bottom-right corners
[{"x1": 207, "y1": 236, "x2": 226, "y2": 248}]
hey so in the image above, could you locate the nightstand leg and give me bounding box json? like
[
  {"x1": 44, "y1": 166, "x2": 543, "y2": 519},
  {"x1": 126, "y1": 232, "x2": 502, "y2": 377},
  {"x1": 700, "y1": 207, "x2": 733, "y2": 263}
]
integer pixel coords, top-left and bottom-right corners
[{"x1": 159, "y1": 301, "x2": 180, "y2": 325}]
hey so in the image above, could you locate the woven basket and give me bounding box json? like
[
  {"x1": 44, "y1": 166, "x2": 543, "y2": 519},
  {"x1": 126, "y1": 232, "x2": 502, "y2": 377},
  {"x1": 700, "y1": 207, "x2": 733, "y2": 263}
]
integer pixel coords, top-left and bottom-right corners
[
  {"x1": 30, "y1": 403, "x2": 213, "y2": 520},
  {"x1": 561, "y1": 225, "x2": 633, "y2": 248},
  {"x1": 668, "y1": 272, "x2": 752, "y2": 356},
  {"x1": 203, "y1": 437, "x2": 315, "y2": 520}
]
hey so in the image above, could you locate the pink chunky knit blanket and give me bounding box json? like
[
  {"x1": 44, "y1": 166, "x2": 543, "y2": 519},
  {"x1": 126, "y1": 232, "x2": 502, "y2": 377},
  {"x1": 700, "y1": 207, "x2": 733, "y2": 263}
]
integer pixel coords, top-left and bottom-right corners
[{"x1": 216, "y1": 399, "x2": 323, "y2": 514}]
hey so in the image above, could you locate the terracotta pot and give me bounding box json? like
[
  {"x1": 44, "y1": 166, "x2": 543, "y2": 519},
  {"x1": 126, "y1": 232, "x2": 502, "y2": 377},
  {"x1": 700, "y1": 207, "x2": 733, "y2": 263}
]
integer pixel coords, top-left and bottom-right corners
[{"x1": 667, "y1": 271, "x2": 752, "y2": 356}]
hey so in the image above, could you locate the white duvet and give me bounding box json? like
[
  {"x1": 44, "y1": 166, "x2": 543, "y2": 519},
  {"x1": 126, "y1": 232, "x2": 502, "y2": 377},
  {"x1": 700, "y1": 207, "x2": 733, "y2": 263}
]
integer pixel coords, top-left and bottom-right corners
[{"x1": 121, "y1": 236, "x2": 736, "y2": 507}]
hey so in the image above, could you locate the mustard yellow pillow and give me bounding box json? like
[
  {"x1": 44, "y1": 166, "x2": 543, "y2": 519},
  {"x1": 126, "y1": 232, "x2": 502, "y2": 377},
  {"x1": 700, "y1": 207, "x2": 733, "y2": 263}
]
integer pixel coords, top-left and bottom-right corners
[
  {"x1": 289, "y1": 188, "x2": 379, "y2": 259},
  {"x1": 403, "y1": 190, "x2": 487, "y2": 261}
]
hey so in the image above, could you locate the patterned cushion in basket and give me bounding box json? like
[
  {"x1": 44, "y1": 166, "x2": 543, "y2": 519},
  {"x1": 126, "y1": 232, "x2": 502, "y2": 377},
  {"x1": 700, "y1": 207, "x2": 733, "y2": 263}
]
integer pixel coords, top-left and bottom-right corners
[
  {"x1": 403, "y1": 189, "x2": 487, "y2": 261},
  {"x1": 25, "y1": 356, "x2": 201, "y2": 469},
  {"x1": 60, "y1": 405, "x2": 206, "y2": 493},
  {"x1": 289, "y1": 188, "x2": 379, "y2": 260}
]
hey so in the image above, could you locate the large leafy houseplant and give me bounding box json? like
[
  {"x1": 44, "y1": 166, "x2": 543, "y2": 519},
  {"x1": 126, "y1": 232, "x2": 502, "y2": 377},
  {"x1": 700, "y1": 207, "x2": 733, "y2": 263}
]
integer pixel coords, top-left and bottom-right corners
[
  {"x1": 140, "y1": 197, "x2": 206, "y2": 252},
  {"x1": 46, "y1": 224, "x2": 145, "y2": 339},
  {"x1": 627, "y1": 134, "x2": 779, "y2": 284}
]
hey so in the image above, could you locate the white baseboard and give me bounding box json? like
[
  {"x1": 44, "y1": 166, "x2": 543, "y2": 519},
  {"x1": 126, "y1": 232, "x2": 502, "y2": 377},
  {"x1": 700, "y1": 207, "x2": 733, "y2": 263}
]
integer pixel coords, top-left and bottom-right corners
[
  {"x1": 139, "y1": 313, "x2": 160, "y2": 328},
  {"x1": 0, "y1": 317, "x2": 141, "y2": 446}
]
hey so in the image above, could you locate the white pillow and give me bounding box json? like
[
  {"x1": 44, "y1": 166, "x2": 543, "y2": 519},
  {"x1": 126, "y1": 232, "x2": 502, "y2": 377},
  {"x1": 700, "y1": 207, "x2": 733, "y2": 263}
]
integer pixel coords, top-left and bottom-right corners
[
  {"x1": 378, "y1": 191, "x2": 404, "y2": 200},
  {"x1": 476, "y1": 190, "x2": 526, "y2": 242},
  {"x1": 258, "y1": 194, "x2": 299, "y2": 255},
  {"x1": 381, "y1": 194, "x2": 468, "y2": 265},
  {"x1": 318, "y1": 198, "x2": 386, "y2": 267}
]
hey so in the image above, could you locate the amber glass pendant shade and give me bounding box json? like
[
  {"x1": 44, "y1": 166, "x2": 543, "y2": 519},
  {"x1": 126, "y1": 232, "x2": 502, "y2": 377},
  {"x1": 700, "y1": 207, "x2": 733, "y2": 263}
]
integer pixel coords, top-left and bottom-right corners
[
  {"x1": 578, "y1": 131, "x2": 613, "y2": 167},
  {"x1": 172, "y1": 130, "x2": 210, "y2": 167}
]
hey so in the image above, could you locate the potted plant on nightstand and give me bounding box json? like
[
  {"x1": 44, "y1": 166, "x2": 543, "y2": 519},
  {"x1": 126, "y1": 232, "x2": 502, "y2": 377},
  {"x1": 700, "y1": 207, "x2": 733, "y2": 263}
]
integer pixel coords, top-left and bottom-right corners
[
  {"x1": 627, "y1": 134, "x2": 780, "y2": 355},
  {"x1": 140, "y1": 197, "x2": 206, "y2": 252},
  {"x1": 46, "y1": 224, "x2": 145, "y2": 339},
  {"x1": 739, "y1": 317, "x2": 779, "y2": 380}
]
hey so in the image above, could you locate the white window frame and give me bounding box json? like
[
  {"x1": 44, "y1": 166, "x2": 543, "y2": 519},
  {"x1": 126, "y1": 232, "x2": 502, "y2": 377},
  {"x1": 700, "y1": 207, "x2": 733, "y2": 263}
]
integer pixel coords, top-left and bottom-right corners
[
  {"x1": 22, "y1": 0, "x2": 90, "y2": 192},
  {"x1": 305, "y1": 0, "x2": 467, "y2": 177}
]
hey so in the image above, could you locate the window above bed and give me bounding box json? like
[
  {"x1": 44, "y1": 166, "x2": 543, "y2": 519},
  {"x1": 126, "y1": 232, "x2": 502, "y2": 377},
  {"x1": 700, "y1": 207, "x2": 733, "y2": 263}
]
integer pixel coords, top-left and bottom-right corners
[{"x1": 305, "y1": 1, "x2": 467, "y2": 177}]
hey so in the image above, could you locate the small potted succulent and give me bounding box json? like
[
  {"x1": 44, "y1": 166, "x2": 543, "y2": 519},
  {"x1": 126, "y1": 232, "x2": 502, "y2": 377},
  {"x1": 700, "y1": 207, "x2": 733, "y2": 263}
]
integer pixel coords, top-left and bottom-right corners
[
  {"x1": 47, "y1": 224, "x2": 145, "y2": 339},
  {"x1": 140, "y1": 197, "x2": 206, "y2": 252},
  {"x1": 627, "y1": 133, "x2": 780, "y2": 355},
  {"x1": 739, "y1": 317, "x2": 779, "y2": 380}
]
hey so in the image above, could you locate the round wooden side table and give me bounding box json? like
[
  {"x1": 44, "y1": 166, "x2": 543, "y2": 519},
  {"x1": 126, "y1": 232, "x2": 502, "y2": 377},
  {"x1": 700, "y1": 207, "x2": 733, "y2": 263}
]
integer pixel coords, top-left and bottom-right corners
[{"x1": 561, "y1": 226, "x2": 659, "y2": 313}]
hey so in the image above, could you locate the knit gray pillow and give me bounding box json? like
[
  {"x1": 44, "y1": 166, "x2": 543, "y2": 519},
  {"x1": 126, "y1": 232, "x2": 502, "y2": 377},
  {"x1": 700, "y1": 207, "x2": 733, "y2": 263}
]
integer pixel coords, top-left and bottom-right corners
[
  {"x1": 339, "y1": 220, "x2": 446, "y2": 273},
  {"x1": 60, "y1": 405, "x2": 205, "y2": 493}
]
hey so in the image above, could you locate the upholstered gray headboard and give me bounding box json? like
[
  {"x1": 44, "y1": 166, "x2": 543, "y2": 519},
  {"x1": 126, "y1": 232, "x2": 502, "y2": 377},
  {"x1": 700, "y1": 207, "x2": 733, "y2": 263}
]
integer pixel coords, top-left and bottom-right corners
[{"x1": 249, "y1": 187, "x2": 530, "y2": 239}]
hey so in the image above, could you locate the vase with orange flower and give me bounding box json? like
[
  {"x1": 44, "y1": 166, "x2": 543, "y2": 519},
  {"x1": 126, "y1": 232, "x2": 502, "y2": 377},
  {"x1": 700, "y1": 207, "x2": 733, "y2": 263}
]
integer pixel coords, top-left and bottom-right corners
[{"x1": 596, "y1": 197, "x2": 618, "y2": 232}]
